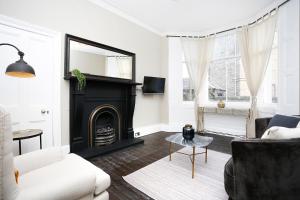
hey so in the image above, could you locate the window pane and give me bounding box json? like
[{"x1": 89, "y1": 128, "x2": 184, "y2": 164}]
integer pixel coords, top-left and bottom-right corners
[
  {"x1": 209, "y1": 32, "x2": 250, "y2": 103},
  {"x1": 213, "y1": 36, "x2": 226, "y2": 59},
  {"x1": 226, "y1": 34, "x2": 236, "y2": 57},
  {"x1": 239, "y1": 60, "x2": 250, "y2": 99},
  {"x1": 227, "y1": 59, "x2": 250, "y2": 102},
  {"x1": 183, "y1": 64, "x2": 195, "y2": 101},
  {"x1": 208, "y1": 60, "x2": 226, "y2": 101}
]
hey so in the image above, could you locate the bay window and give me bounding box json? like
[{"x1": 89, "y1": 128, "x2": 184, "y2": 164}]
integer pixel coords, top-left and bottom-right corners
[{"x1": 182, "y1": 31, "x2": 278, "y2": 106}]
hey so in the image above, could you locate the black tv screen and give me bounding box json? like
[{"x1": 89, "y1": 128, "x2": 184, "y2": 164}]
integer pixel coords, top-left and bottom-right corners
[{"x1": 142, "y1": 76, "x2": 165, "y2": 94}]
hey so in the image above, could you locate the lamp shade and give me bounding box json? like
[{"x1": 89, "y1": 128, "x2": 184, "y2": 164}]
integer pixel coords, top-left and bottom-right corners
[
  {"x1": 0, "y1": 43, "x2": 36, "y2": 78},
  {"x1": 5, "y1": 57, "x2": 35, "y2": 78}
]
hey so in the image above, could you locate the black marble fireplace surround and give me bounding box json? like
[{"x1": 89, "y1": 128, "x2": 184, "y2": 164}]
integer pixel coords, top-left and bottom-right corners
[{"x1": 69, "y1": 78, "x2": 144, "y2": 158}]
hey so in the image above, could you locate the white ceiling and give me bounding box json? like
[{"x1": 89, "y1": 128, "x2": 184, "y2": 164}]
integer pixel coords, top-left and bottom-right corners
[{"x1": 89, "y1": 0, "x2": 279, "y2": 35}]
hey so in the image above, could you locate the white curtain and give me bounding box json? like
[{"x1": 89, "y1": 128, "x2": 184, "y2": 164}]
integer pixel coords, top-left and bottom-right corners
[
  {"x1": 181, "y1": 37, "x2": 215, "y2": 132},
  {"x1": 237, "y1": 12, "x2": 278, "y2": 138}
]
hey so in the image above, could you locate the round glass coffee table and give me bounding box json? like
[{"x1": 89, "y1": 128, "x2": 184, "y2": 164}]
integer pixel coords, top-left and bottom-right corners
[{"x1": 165, "y1": 133, "x2": 213, "y2": 178}]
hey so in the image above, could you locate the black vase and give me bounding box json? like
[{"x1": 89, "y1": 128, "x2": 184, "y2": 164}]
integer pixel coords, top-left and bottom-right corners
[{"x1": 182, "y1": 124, "x2": 195, "y2": 140}]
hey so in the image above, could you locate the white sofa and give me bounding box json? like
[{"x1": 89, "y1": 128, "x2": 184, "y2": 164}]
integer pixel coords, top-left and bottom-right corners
[{"x1": 0, "y1": 107, "x2": 111, "y2": 200}]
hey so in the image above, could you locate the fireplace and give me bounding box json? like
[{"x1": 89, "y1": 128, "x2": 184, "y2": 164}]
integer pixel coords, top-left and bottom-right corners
[
  {"x1": 89, "y1": 105, "x2": 120, "y2": 147},
  {"x1": 68, "y1": 78, "x2": 144, "y2": 158},
  {"x1": 65, "y1": 35, "x2": 144, "y2": 158}
]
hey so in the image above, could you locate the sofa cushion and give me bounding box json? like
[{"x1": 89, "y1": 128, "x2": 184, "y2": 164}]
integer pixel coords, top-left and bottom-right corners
[
  {"x1": 262, "y1": 126, "x2": 300, "y2": 139},
  {"x1": 65, "y1": 154, "x2": 111, "y2": 195},
  {"x1": 0, "y1": 106, "x2": 19, "y2": 200},
  {"x1": 267, "y1": 115, "x2": 300, "y2": 129},
  {"x1": 17, "y1": 156, "x2": 96, "y2": 200}
]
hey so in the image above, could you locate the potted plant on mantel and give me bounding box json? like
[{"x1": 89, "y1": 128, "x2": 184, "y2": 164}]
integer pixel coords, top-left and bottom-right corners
[{"x1": 71, "y1": 69, "x2": 86, "y2": 93}]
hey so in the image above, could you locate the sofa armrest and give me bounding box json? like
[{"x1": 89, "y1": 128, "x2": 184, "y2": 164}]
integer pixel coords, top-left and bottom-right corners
[
  {"x1": 14, "y1": 147, "x2": 65, "y2": 175},
  {"x1": 232, "y1": 139, "x2": 300, "y2": 200},
  {"x1": 16, "y1": 168, "x2": 96, "y2": 200},
  {"x1": 255, "y1": 117, "x2": 272, "y2": 138}
]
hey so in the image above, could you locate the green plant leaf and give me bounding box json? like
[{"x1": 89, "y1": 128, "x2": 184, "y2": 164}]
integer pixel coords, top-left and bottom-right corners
[{"x1": 71, "y1": 69, "x2": 86, "y2": 91}]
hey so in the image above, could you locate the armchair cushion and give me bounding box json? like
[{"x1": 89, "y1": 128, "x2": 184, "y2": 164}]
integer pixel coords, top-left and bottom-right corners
[
  {"x1": 267, "y1": 114, "x2": 300, "y2": 129},
  {"x1": 14, "y1": 147, "x2": 64, "y2": 175},
  {"x1": 262, "y1": 126, "x2": 300, "y2": 139}
]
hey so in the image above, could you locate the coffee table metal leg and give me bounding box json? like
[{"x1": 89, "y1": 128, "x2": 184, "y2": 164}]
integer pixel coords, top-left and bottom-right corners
[
  {"x1": 169, "y1": 142, "x2": 172, "y2": 161},
  {"x1": 192, "y1": 146, "x2": 195, "y2": 178},
  {"x1": 205, "y1": 147, "x2": 208, "y2": 163}
]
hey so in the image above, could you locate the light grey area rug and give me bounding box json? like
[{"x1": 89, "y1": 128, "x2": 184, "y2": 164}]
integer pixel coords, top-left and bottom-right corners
[{"x1": 123, "y1": 147, "x2": 231, "y2": 200}]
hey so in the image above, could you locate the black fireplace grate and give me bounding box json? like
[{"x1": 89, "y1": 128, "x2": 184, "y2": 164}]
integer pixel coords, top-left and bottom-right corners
[{"x1": 95, "y1": 125, "x2": 116, "y2": 146}]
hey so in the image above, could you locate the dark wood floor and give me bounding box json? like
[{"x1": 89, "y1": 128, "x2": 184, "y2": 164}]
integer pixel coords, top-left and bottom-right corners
[{"x1": 90, "y1": 132, "x2": 234, "y2": 200}]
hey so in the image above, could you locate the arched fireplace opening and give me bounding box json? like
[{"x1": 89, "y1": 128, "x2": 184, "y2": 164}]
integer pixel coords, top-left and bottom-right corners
[{"x1": 89, "y1": 105, "x2": 121, "y2": 147}]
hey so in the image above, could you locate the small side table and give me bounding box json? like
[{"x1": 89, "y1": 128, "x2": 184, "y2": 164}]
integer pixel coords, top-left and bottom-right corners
[
  {"x1": 165, "y1": 133, "x2": 213, "y2": 178},
  {"x1": 13, "y1": 129, "x2": 43, "y2": 155}
]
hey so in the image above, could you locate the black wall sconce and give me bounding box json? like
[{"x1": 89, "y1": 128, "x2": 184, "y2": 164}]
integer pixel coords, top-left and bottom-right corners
[{"x1": 0, "y1": 43, "x2": 35, "y2": 78}]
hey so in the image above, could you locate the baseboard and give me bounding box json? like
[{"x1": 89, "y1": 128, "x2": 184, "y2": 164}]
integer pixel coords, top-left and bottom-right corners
[
  {"x1": 134, "y1": 123, "x2": 171, "y2": 137},
  {"x1": 61, "y1": 145, "x2": 70, "y2": 155}
]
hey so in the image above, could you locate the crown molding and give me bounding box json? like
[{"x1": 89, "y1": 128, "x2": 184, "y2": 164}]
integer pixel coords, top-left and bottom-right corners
[{"x1": 88, "y1": 0, "x2": 164, "y2": 36}]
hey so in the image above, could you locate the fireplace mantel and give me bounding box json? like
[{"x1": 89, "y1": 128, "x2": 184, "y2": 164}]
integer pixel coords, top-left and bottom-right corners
[{"x1": 65, "y1": 75, "x2": 142, "y2": 86}]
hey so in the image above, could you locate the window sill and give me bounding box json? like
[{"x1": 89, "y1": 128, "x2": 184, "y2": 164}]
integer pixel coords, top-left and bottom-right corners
[
  {"x1": 182, "y1": 101, "x2": 277, "y2": 115},
  {"x1": 200, "y1": 106, "x2": 249, "y2": 116},
  {"x1": 203, "y1": 102, "x2": 250, "y2": 110}
]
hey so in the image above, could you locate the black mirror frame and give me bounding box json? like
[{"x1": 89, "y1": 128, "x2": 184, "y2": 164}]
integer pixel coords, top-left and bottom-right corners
[{"x1": 64, "y1": 34, "x2": 136, "y2": 83}]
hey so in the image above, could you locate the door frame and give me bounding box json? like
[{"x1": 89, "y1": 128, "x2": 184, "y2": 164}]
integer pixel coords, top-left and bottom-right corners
[{"x1": 0, "y1": 14, "x2": 62, "y2": 146}]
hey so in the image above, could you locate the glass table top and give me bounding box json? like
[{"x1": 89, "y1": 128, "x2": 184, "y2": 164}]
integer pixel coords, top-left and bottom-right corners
[{"x1": 165, "y1": 133, "x2": 213, "y2": 148}]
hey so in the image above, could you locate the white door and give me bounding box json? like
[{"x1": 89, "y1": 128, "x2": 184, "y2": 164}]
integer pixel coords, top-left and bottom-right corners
[{"x1": 0, "y1": 23, "x2": 55, "y2": 155}]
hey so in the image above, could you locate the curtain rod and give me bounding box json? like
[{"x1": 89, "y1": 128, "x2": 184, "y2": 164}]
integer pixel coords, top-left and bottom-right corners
[{"x1": 166, "y1": 0, "x2": 290, "y2": 38}]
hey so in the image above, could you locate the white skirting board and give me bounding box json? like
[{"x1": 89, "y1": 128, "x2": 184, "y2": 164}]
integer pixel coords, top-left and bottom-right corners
[
  {"x1": 134, "y1": 123, "x2": 171, "y2": 137},
  {"x1": 61, "y1": 145, "x2": 70, "y2": 155},
  {"x1": 134, "y1": 122, "x2": 246, "y2": 138}
]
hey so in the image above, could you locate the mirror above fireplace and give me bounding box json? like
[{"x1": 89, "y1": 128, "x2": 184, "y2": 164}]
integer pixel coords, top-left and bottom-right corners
[{"x1": 64, "y1": 34, "x2": 135, "y2": 81}]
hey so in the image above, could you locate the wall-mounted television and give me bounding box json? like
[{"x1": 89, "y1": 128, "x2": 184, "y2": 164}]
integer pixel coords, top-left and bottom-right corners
[{"x1": 142, "y1": 76, "x2": 165, "y2": 94}]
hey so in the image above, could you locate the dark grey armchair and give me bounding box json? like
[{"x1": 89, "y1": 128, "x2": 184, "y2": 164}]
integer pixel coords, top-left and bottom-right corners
[{"x1": 224, "y1": 116, "x2": 300, "y2": 200}]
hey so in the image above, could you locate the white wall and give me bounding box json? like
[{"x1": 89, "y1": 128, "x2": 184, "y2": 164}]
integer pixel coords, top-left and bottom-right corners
[
  {"x1": 160, "y1": 38, "x2": 169, "y2": 124},
  {"x1": 0, "y1": 0, "x2": 165, "y2": 144},
  {"x1": 277, "y1": 0, "x2": 300, "y2": 115}
]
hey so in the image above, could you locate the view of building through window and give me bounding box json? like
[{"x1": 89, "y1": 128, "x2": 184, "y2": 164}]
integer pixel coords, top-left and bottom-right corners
[
  {"x1": 183, "y1": 63, "x2": 195, "y2": 101},
  {"x1": 208, "y1": 33, "x2": 250, "y2": 102},
  {"x1": 182, "y1": 32, "x2": 278, "y2": 104}
]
